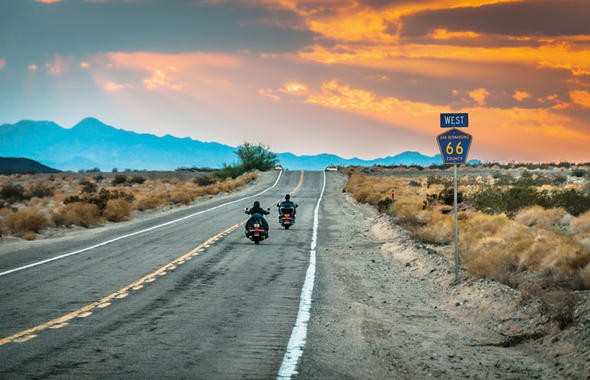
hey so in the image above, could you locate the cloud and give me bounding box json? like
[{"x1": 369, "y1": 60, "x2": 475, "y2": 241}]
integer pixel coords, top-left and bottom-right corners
[
  {"x1": 258, "y1": 88, "x2": 281, "y2": 101},
  {"x1": 144, "y1": 69, "x2": 183, "y2": 91},
  {"x1": 401, "y1": 1, "x2": 590, "y2": 38},
  {"x1": 28, "y1": 64, "x2": 38, "y2": 72},
  {"x1": 513, "y1": 90, "x2": 531, "y2": 102},
  {"x1": 469, "y1": 88, "x2": 490, "y2": 106},
  {"x1": 0, "y1": 59, "x2": 5, "y2": 70},
  {"x1": 570, "y1": 90, "x2": 590, "y2": 108},
  {"x1": 98, "y1": 52, "x2": 242, "y2": 93},
  {"x1": 80, "y1": 61, "x2": 91, "y2": 69},
  {"x1": 34, "y1": 0, "x2": 63, "y2": 3},
  {"x1": 429, "y1": 28, "x2": 481, "y2": 40},
  {"x1": 45, "y1": 55, "x2": 68, "y2": 75},
  {"x1": 301, "y1": 79, "x2": 590, "y2": 161},
  {"x1": 104, "y1": 81, "x2": 134, "y2": 92}
]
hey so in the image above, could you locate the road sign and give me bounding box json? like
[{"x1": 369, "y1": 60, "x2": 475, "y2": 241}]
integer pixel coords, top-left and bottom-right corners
[
  {"x1": 440, "y1": 113, "x2": 468, "y2": 128},
  {"x1": 436, "y1": 128, "x2": 472, "y2": 164}
]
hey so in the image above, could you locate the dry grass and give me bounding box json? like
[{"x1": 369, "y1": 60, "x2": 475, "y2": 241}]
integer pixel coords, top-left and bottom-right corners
[
  {"x1": 2, "y1": 207, "x2": 48, "y2": 239},
  {"x1": 53, "y1": 202, "x2": 102, "y2": 227},
  {"x1": 103, "y1": 199, "x2": 131, "y2": 222},
  {"x1": 514, "y1": 205, "x2": 568, "y2": 229},
  {"x1": 344, "y1": 167, "x2": 590, "y2": 294}
]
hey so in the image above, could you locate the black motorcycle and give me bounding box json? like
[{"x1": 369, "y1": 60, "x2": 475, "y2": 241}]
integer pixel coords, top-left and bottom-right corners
[
  {"x1": 277, "y1": 204, "x2": 297, "y2": 229},
  {"x1": 244, "y1": 208, "x2": 270, "y2": 244}
]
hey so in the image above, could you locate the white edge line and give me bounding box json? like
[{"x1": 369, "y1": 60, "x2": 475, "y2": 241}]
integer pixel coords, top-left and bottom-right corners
[
  {"x1": 0, "y1": 171, "x2": 283, "y2": 278},
  {"x1": 277, "y1": 170, "x2": 326, "y2": 379}
]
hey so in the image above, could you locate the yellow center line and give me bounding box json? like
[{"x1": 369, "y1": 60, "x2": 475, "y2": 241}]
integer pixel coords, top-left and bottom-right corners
[
  {"x1": 292, "y1": 171, "x2": 304, "y2": 195},
  {"x1": 0, "y1": 223, "x2": 241, "y2": 346}
]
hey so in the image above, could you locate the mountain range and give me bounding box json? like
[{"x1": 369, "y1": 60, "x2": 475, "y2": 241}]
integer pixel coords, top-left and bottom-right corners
[{"x1": 0, "y1": 118, "x2": 446, "y2": 171}]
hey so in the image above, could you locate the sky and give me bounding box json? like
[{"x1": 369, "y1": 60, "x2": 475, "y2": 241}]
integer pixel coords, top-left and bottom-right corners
[{"x1": 1, "y1": 0, "x2": 590, "y2": 162}]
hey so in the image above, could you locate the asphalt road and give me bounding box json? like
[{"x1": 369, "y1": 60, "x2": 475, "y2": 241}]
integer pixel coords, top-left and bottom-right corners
[{"x1": 0, "y1": 170, "x2": 326, "y2": 379}]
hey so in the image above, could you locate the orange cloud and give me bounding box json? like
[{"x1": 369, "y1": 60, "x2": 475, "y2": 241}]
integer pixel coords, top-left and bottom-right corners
[
  {"x1": 303, "y1": 80, "x2": 590, "y2": 162},
  {"x1": 28, "y1": 64, "x2": 38, "y2": 72},
  {"x1": 469, "y1": 88, "x2": 490, "y2": 106},
  {"x1": 280, "y1": 81, "x2": 308, "y2": 95},
  {"x1": 34, "y1": 0, "x2": 63, "y2": 3},
  {"x1": 101, "y1": 52, "x2": 242, "y2": 93},
  {"x1": 570, "y1": 90, "x2": 590, "y2": 108},
  {"x1": 144, "y1": 69, "x2": 183, "y2": 91},
  {"x1": 513, "y1": 90, "x2": 531, "y2": 102},
  {"x1": 429, "y1": 28, "x2": 480, "y2": 40},
  {"x1": 299, "y1": 42, "x2": 590, "y2": 78},
  {"x1": 0, "y1": 59, "x2": 5, "y2": 70}
]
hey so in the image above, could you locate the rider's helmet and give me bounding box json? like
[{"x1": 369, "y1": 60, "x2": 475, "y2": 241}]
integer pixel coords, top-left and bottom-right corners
[
  {"x1": 254, "y1": 201, "x2": 260, "y2": 208},
  {"x1": 285, "y1": 194, "x2": 290, "y2": 201}
]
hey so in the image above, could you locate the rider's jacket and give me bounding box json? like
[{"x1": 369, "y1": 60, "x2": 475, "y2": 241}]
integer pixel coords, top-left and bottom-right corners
[
  {"x1": 247, "y1": 206, "x2": 269, "y2": 215},
  {"x1": 278, "y1": 200, "x2": 296, "y2": 215}
]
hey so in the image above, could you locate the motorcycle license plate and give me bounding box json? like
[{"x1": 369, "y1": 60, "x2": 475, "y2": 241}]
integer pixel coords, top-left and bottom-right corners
[{"x1": 254, "y1": 223, "x2": 260, "y2": 227}]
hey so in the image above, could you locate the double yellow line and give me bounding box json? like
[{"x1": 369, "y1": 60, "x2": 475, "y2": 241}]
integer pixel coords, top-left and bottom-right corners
[{"x1": 1, "y1": 171, "x2": 305, "y2": 346}]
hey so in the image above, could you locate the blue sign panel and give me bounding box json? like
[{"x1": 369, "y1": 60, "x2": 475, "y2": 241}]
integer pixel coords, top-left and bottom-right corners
[
  {"x1": 436, "y1": 128, "x2": 472, "y2": 164},
  {"x1": 440, "y1": 113, "x2": 469, "y2": 128}
]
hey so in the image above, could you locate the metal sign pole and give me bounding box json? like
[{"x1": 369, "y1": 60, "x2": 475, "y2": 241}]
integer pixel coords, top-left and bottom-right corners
[{"x1": 453, "y1": 164, "x2": 459, "y2": 283}]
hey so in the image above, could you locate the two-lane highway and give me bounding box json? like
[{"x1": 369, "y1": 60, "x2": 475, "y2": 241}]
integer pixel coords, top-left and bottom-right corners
[{"x1": 0, "y1": 170, "x2": 325, "y2": 379}]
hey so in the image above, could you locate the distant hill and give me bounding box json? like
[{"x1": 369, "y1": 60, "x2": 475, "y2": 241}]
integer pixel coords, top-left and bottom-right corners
[
  {"x1": 0, "y1": 118, "x2": 237, "y2": 171},
  {"x1": 0, "y1": 118, "x2": 447, "y2": 171},
  {"x1": 0, "y1": 157, "x2": 59, "y2": 174},
  {"x1": 277, "y1": 151, "x2": 443, "y2": 170}
]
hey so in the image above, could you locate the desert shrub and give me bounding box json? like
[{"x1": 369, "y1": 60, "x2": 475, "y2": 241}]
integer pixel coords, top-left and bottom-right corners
[
  {"x1": 408, "y1": 180, "x2": 421, "y2": 187},
  {"x1": 571, "y1": 168, "x2": 587, "y2": 178},
  {"x1": 53, "y1": 202, "x2": 101, "y2": 227},
  {"x1": 417, "y1": 210, "x2": 453, "y2": 244},
  {"x1": 514, "y1": 206, "x2": 568, "y2": 229},
  {"x1": 65, "y1": 188, "x2": 135, "y2": 213},
  {"x1": 426, "y1": 176, "x2": 451, "y2": 187},
  {"x1": 135, "y1": 193, "x2": 169, "y2": 211},
  {"x1": 235, "y1": 142, "x2": 278, "y2": 171},
  {"x1": 80, "y1": 180, "x2": 97, "y2": 194},
  {"x1": 4, "y1": 208, "x2": 48, "y2": 238},
  {"x1": 103, "y1": 199, "x2": 131, "y2": 222},
  {"x1": 129, "y1": 176, "x2": 146, "y2": 184},
  {"x1": 194, "y1": 176, "x2": 216, "y2": 186},
  {"x1": 170, "y1": 191, "x2": 193, "y2": 205},
  {"x1": 27, "y1": 182, "x2": 54, "y2": 198},
  {"x1": 570, "y1": 210, "x2": 590, "y2": 235},
  {"x1": 542, "y1": 189, "x2": 590, "y2": 216},
  {"x1": 112, "y1": 175, "x2": 128, "y2": 185},
  {"x1": 1, "y1": 184, "x2": 26, "y2": 203},
  {"x1": 214, "y1": 164, "x2": 247, "y2": 180}
]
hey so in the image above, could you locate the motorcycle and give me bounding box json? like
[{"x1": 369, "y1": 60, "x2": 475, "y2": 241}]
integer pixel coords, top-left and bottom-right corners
[
  {"x1": 277, "y1": 204, "x2": 297, "y2": 230},
  {"x1": 244, "y1": 208, "x2": 270, "y2": 244}
]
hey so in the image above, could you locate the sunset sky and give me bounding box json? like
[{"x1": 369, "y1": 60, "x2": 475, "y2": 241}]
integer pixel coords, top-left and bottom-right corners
[{"x1": 1, "y1": 0, "x2": 589, "y2": 162}]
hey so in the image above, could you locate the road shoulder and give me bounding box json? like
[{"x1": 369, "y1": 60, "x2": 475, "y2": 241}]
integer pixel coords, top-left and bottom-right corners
[{"x1": 297, "y1": 172, "x2": 574, "y2": 379}]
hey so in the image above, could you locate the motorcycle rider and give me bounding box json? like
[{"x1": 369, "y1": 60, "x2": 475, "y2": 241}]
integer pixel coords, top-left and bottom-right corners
[
  {"x1": 246, "y1": 200, "x2": 270, "y2": 231},
  {"x1": 277, "y1": 194, "x2": 297, "y2": 216}
]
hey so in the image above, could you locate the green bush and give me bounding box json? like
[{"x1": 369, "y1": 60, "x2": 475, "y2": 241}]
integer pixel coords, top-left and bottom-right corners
[
  {"x1": 235, "y1": 142, "x2": 277, "y2": 172},
  {"x1": 471, "y1": 186, "x2": 590, "y2": 216},
  {"x1": 214, "y1": 164, "x2": 247, "y2": 180}
]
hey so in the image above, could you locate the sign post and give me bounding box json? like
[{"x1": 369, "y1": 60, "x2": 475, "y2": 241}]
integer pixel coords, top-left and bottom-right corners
[{"x1": 436, "y1": 115, "x2": 472, "y2": 284}]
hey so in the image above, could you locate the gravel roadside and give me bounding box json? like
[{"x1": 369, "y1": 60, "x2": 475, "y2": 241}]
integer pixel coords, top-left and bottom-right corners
[{"x1": 297, "y1": 172, "x2": 588, "y2": 379}]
